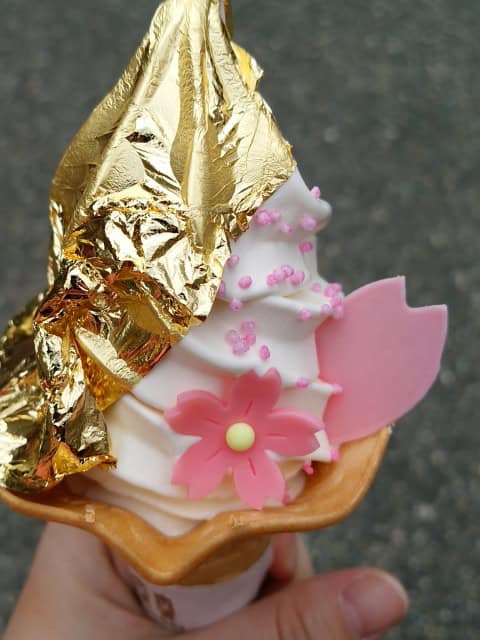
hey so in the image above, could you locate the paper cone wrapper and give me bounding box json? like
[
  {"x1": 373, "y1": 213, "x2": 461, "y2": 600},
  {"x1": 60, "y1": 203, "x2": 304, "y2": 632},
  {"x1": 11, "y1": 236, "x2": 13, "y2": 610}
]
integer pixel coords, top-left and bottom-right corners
[
  {"x1": 112, "y1": 541, "x2": 273, "y2": 633},
  {"x1": 0, "y1": 430, "x2": 389, "y2": 630}
]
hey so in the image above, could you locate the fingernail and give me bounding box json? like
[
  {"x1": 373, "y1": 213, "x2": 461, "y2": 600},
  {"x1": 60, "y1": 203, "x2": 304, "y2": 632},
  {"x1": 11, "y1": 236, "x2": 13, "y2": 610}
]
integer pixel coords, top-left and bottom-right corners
[{"x1": 340, "y1": 571, "x2": 409, "y2": 637}]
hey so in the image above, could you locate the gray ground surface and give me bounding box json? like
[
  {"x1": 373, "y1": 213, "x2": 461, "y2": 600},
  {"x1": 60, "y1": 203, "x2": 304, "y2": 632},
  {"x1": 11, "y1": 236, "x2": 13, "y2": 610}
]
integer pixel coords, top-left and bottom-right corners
[{"x1": 0, "y1": 0, "x2": 478, "y2": 637}]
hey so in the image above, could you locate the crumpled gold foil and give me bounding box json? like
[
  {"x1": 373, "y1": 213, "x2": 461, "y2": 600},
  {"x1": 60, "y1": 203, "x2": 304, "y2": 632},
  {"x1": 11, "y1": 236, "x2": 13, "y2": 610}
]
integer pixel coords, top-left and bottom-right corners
[{"x1": 0, "y1": 0, "x2": 296, "y2": 492}]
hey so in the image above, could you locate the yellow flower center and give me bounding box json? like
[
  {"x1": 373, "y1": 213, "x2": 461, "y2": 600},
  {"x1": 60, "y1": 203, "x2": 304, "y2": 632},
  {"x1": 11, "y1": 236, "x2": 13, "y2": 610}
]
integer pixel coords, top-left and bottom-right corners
[{"x1": 225, "y1": 422, "x2": 256, "y2": 452}]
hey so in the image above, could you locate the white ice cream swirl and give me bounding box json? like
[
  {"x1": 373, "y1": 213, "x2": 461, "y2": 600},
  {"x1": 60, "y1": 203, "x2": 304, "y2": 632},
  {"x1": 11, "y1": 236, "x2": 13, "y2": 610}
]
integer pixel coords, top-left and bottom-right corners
[{"x1": 68, "y1": 170, "x2": 344, "y2": 536}]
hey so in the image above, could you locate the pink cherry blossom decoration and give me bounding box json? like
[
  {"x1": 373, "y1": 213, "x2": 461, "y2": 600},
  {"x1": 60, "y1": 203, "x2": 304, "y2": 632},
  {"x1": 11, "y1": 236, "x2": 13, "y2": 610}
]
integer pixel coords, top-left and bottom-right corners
[
  {"x1": 166, "y1": 369, "x2": 322, "y2": 509},
  {"x1": 316, "y1": 277, "x2": 448, "y2": 445}
]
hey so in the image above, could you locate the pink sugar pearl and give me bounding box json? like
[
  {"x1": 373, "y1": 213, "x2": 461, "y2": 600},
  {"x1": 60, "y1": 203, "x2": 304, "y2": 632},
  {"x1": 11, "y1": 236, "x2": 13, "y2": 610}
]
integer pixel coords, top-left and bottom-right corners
[
  {"x1": 299, "y1": 241, "x2": 314, "y2": 253},
  {"x1": 311, "y1": 186, "x2": 321, "y2": 199},
  {"x1": 300, "y1": 214, "x2": 318, "y2": 232},
  {"x1": 298, "y1": 308, "x2": 312, "y2": 321},
  {"x1": 303, "y1": 461, "x2": 314, "y2": 476},
  {"x1": 281, "y1": 265, "x2": 294, "y2": 278},
  {"x1": 232, "y1": 340, "x2": 249, "y2": 355},
  {"x1": 332, "y1": 305, "x2": 345, "y2": 320},
  {"x1": 290, "y1": 270, "x2": 305, "y2": 286},
  {"x1": 296, "y1": 377, "x2": 310, "y2": 389},
  {"x1": 241, "y1": 320, "x2": 256, "y2": 335},
  {"x1": 225, "y1": 329, "x2": 241, "y2": 345},
  {"x1": 273, "y1": 267, "x2": 287, "y2": 282},
  {"x1": 266, "y1": 274, "x2": 278, "y2": 287},
  {"x1": 270, "y1": 210, "x2": 281, "y2": 223},
  {"x1": 330, "y1": 448, "x2": 340, "y2": 462},
  {"x1": 325, "y1": 283, "x2": 342, "y2": 297},
  {"x1": 227, "y1": 255, "x2": 240, "y2": 268},
  {"x1": 254, "y1": 209, "x2": 272, "y2": 226},
  {"x1": 244, "y1": 332, "x2": 257, "y2": 347},
  {"x1": 259, "y1": 345, "x2": 271, "y2": 361},
  {"x1": 279, "y1": 223, "x2": 293, "y2": 234},
  {"x1": 238, "y1": 275, "x2": 253, "y2": 289},
  {"x1": 230, "y1": 298, "x2": 243, "y2": 311}
]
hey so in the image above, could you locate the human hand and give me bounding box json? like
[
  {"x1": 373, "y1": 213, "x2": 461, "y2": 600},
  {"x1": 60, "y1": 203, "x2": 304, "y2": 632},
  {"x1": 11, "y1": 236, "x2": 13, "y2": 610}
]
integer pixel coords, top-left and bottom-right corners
[{"x1": 5, "y1": 523, "x2": 408, "y2": 639}]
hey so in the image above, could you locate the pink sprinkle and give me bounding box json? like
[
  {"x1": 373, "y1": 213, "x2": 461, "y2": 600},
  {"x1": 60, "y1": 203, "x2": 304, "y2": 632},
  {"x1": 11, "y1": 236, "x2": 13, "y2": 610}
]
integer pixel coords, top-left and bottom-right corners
[
  {"x1": 332, "y1": 305, "x2": 344, "y2": 320},
  {"x1": 244, "y1": 332, "x2": 257, "y2": 347},
  {"x1": 303, "y1": 461, "x2": 314, "y2": 476},
  {"x1": 233, "y1": 340, "x2": 249, "y2": 355},
  {"x1": 230, "y1": 298, "x2": 243, "y2": 311},
  {"x1": 218, "y1": 281, "x2": 226, "y2": 297},
  {"x1": 238, "y1": 275, "x2": 253, "y2": 289},
  {"x1": 290, "y1": 270, "x2": 305, "y2": 286},
  {"x1": 241, "y1": 321, "x2": 256, "y2": 335},
  {"x1": 279, "y1": 223, "x2": 293, "y2": 234},
  {"x1": 325, "y1": 283, "x2": 342, "y2": 297},
  {"x1": 311, "y1": 282, "x2": 323, "y2": 293},
  {"x1": 254, "y1": 209, "x2": 272, "y2": 226},
  {"x1": 300, "y1": 214, "x2": 318, "y2": 231},
  {"x1": 281, "y1": 264, "x2": 294, "y2": 278},
  {"x1": 298, "y1": 308, "x2": 312, "y2": 321},
  {"x1": 296, "y1": 377, "x2": 310, "y2": 389},
  {"x1": 225, "y1": 330, "x2": 241, "y2": 345},
  {"x1": 282, "y1": 491, "x2": 292, "y2": 506},
  {"x1": 330, "y1": 448, "x2": 340, "y2": 462},
  {"x1": 266, "y1": 274, "x2": 278, "y2": 287},
  {"x1": 332, "y1": 383, "x2": 343, "y2": 395},
  {"x1": 270, "y1": 209, "x2": 281, "y2": 223},
  {"x1": 259, "y1": 345, "x2": 271, "y2": 361},
  {"x1": 299, "y1": 241, "x2": 314, "y2": 254},
  {"x1": 311, "y1": 186, "x2": 321, "y2": 199},
  {"x1": 227, "y1": 255, "x2": 240, "y2": 269},
  {"x1": 273, "y1": 267, "x2": 287, "y2": 282}
]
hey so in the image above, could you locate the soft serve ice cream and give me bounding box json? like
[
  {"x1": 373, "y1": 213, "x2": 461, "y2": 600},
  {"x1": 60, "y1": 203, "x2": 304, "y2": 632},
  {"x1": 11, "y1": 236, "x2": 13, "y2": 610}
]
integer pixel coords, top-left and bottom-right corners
[{"x1": 69, "y1": 170, "x2": 344, "y2": 535}]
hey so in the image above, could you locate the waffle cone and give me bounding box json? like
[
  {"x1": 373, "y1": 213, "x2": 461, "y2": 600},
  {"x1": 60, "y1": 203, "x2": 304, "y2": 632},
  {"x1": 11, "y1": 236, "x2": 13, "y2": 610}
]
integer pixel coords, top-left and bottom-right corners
[{"x1": 0, "y1": 429, "x2": 389, "y2": 586}]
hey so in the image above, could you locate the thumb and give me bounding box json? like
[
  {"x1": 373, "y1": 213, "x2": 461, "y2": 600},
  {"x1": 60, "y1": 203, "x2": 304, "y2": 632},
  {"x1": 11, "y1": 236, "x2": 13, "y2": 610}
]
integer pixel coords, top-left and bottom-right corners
[{"x1": 188, "y1": 568, "x2": 408, "y2": 640}]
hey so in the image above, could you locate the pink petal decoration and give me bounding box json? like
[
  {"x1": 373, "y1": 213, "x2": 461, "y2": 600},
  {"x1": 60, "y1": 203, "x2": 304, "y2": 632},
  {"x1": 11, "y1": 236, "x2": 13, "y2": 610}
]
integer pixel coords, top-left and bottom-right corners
[
  {"x1": 226, "y1": 369, "x2": 281, "y2": 419},
  {"x1": 172, "y1": 441, "x2": 230, "y2": 499},
  {"x1": 316, "y1": 277, "x2": 448, "y2": 445},
  {"x1": 264, "y1": 410, "x2": 321, "y2": 456},
  {"x1": 233, "y1": 452, "x2": 285, "y2": 509},
  {"x1": 166, "y1": 392, "x2": 227, "y2": 437}
]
